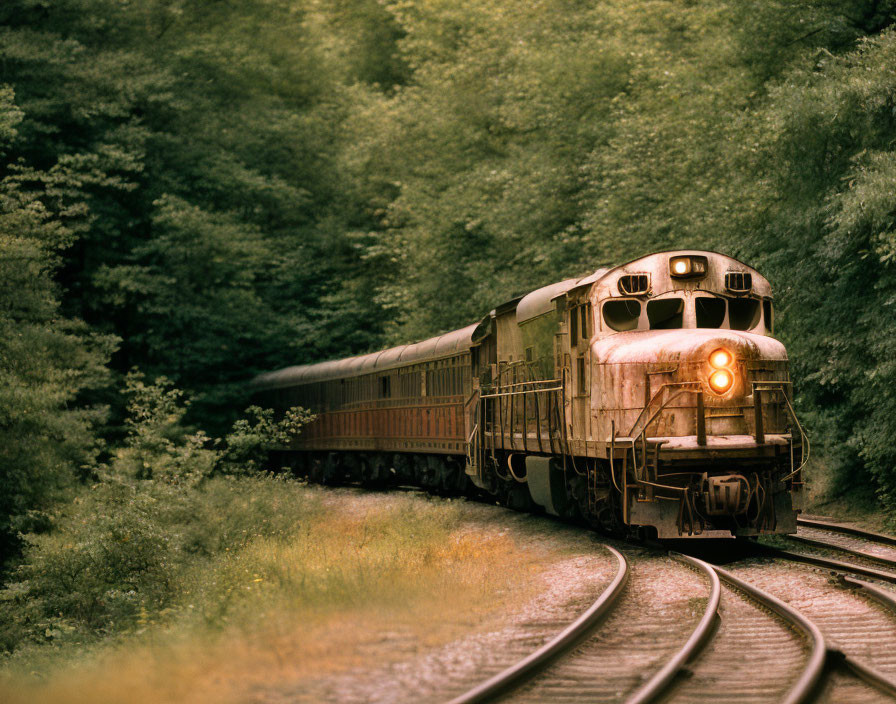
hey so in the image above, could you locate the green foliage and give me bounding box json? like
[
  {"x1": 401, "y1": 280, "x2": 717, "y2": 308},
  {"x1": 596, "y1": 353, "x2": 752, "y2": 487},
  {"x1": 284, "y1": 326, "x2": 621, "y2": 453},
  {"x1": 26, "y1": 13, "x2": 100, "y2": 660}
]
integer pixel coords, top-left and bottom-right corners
[
  {"x1": 0, "y1": 374, "x2": 311, "y2": 652},
  {"x1": 0, "y1": 0, "x2": 404, "y2": 431},
  {"x1": 221, "y1": 405, "x2": 314, "y2": 475},
  {"x1": 0, "y1": 86, "x2": 115, "y2": 561},
  {"x1": 712, "y1": 30, "x2": 896, "y2": 510},
  {"x1": 2, "y1": 0, "x2": 896, "y2": 557}
]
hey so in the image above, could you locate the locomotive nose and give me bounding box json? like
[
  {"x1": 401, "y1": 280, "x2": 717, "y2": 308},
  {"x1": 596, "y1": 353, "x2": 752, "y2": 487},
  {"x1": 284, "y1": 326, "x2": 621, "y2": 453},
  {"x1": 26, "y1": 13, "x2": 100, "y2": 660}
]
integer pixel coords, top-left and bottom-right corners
[
  {"x1": 593, "y1": 329, "x2": 787, "y2": 398},
  {"x1": 687, "y1": 330, "x2": 787, "y2": 397}
]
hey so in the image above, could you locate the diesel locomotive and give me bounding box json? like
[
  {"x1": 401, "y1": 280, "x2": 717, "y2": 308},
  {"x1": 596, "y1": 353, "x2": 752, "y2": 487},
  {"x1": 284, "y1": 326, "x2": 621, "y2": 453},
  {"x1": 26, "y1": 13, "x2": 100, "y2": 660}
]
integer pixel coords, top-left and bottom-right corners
[{"x1": 252, "y1": 251, "x2": 807, "y2": 539}]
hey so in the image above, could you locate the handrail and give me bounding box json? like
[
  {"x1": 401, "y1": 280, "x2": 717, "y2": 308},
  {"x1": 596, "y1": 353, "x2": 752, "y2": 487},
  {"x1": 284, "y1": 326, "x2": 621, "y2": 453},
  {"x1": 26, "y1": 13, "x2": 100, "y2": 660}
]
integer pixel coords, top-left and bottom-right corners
[
  {"x1": 752, "y1": 380, "x2": 810, "y2": 480},
  {"x1": 480, "y1": 386, "x2": 562, "y2": 399}
]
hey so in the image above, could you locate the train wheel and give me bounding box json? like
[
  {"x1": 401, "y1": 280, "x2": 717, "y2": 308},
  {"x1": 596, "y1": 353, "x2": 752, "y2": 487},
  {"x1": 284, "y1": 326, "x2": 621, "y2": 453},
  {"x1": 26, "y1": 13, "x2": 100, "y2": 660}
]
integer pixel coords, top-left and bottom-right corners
[
  {"x1": 308, "y1": 454, "x2": 325, "y2": 484},
  {"x1": 503, "y1": 481, "x2": 534, "y2": 511},
  {"x1": 442, "y1": 457, "x2": 465, "y2": 495}
]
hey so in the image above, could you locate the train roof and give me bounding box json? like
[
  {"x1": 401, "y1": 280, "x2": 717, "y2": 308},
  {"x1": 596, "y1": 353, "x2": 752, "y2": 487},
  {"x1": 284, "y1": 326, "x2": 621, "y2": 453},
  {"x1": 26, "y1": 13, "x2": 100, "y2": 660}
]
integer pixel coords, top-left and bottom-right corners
[
  {"x1": 252, "y1": 250, "x2": 769, "y2": 390},
  {"x1": 251, "y1": 322, "x2": 479, "y2": 390},
  {"x1": 593, "y1": 249, "x2": 772, "y2": 298}
]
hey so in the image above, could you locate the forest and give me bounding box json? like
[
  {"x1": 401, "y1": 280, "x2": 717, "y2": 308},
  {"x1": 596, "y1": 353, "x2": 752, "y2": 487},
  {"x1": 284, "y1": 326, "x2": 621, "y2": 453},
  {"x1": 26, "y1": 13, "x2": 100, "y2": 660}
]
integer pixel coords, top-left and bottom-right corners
[{"x1": 2, "y1": 0, "x2": 896, "y2": 667}]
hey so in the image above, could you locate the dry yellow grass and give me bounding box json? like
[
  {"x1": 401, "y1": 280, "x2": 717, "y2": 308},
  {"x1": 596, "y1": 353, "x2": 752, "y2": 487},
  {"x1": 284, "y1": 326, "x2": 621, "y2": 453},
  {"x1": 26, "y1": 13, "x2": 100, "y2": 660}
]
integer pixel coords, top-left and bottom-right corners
[{"x1": 0, "y1": 488, "x2": 547, "y2": 704}]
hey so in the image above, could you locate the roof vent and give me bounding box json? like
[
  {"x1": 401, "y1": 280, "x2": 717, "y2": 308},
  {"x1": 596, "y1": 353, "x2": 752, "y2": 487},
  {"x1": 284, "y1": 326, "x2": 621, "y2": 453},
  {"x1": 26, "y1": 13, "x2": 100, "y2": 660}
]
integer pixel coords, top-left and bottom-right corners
[
  {"x1": 725, "y1": 272, "x2": 752, "y2": 295},
  {"x1": 618, "y1": 274, "x2": 650, "y2": 296}
]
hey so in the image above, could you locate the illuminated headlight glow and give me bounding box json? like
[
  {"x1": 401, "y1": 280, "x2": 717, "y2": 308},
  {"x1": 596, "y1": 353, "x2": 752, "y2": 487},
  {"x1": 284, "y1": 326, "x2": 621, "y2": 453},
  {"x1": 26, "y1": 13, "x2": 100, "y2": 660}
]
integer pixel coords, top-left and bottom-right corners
[
  {"x1": 709, "y1": 348, "x2": 732, "y2": 369},
  {"x1": 669, "y1": 255, "x2": 708, "y2": 278},
  {"x1": 709, "y1": 369, "x2": 733, "y2": 393}
]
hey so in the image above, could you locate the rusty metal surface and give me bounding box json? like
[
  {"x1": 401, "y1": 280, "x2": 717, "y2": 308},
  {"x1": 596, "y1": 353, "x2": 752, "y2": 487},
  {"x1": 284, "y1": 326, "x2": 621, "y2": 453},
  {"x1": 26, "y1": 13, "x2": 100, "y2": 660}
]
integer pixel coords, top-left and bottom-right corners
[
  {"x1": 592, "y1": 328, "x2": 786, "y2": 365},
  {"x1": 252, "y1": 323, "x2": 479, "y2": 390},
  {"x1": 251, "y1": 249, "x2": 806, "y2": 539}
]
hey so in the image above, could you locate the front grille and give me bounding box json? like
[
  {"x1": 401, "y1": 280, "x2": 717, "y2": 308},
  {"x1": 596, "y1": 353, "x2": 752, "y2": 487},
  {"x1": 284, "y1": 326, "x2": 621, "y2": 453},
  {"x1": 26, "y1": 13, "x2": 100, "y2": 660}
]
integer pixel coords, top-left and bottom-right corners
[
  {"x1": 725, "y1": 271, "x2": 752, "y2": 294},
  {"x1": 618, "y1": 273, "x2": 650, "y2": 296}
]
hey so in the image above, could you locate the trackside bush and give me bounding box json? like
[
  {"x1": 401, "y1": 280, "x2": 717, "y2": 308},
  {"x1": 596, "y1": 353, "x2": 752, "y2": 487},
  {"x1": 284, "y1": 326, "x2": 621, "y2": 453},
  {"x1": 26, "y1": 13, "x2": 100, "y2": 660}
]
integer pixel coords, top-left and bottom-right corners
[{"x1": 0, "y1": 374, "x2": 311, "y2": 653}]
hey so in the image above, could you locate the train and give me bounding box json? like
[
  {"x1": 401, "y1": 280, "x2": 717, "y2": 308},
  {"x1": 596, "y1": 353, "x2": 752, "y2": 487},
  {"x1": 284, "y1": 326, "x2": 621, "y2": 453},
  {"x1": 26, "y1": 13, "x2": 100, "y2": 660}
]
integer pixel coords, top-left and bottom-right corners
[{"x1": 251, "y1": 250, "x2": 807, "y2": 539}]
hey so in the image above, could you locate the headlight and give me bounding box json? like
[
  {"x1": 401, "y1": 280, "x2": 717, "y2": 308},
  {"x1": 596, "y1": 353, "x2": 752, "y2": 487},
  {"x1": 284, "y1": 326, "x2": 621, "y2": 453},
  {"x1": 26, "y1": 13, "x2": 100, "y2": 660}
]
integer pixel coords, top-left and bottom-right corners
[
  {"x1": 669, "y1": 255, "x2": 708, "y2": 278},
  {"x1": 709, "y1": 369, "x2": 733, "y2": 393},
  {"x1": 709, "y1": 348, "x2": 732, "y2": 369}
]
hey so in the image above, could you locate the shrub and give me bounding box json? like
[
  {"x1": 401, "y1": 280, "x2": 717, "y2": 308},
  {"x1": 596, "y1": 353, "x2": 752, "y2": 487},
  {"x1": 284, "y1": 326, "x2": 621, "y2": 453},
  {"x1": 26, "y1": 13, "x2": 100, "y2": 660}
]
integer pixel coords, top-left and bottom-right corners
[{"x1": 0, "y1": 373, "x2": 311, "y2": 652}]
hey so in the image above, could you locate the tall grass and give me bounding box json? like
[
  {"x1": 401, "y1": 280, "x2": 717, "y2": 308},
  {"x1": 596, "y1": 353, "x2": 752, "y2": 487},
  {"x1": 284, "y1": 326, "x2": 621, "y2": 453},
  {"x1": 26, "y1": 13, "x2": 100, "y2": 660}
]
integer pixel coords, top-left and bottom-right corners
[{"x1": 0, "y1": 482, "x2": 544, "y2": 704}]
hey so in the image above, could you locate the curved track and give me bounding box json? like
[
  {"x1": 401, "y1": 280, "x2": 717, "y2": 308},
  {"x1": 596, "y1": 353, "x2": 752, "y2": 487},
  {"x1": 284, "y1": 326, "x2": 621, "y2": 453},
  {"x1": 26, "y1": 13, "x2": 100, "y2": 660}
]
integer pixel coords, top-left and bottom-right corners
[
  {"x1": 710, "y1": 564, "x2": 827, "y2": 704},
  {"x1": 447, "y1": 544, "x2": 629, "y2": 704},
  {"x1": 624, "y1": 553, "x2": 720, "y2": 704},
  {"x1": 624, "y1": 549, "x2": 896, "y2": 703},
  {"x1": 797, "y1": 517, "x2": 896, "y2": 547},
  {"x1": 787, "y1": 517, "x2": 896, "y2": 573},
  {"x1": 759, "y1": 544, "x2": 896, "y2": 584},
  {"x1": 743, "y1": 529, "x2": 896, "y2": 701}
]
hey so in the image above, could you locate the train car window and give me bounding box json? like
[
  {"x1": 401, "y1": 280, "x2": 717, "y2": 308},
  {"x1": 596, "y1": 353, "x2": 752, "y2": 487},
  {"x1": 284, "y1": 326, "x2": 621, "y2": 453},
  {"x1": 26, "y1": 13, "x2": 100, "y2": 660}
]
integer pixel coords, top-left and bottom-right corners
[
  {"x1": 602, "y1": 300, "x2": 641, "y2": 331},
  {"x1": 379, "y1": 375, "x2": 391, "y2": 398},
  {"x1": 647, "y1": 299, "x2": 684, "y2": 329},
  {"x1": 576, "y1": 356, "x2": 586, "y2": 395},
  {"x1": 729, "y1": 298, "x2": 761, "y2": 330},
  {"x1": 695, "y1": 297, "x2": 726, "y2": 328},
  {"x1": 570, "y1": 307, "x2": 579, "y2": 344},
  {"x1": 580, "y1": 304, "x2": 590, "y2": 339},
  {"x1": 763, "y1": 300, "x2": 774, "y2": 333}
]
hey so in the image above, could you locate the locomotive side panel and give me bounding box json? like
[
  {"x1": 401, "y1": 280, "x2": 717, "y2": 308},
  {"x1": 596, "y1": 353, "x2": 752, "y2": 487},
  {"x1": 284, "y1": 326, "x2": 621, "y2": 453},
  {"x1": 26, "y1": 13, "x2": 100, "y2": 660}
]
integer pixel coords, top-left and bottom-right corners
[{"x1": 252, "y1": 249, "x2": 806, "y2": 540}]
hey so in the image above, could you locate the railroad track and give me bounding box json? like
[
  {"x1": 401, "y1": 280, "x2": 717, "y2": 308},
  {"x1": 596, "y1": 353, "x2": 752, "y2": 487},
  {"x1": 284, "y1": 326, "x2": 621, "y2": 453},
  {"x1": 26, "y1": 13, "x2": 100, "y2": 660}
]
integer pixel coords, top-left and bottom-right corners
[
  {"x1": 447, "y1": 544, "x2": 629, "y2": 704},
  {"x1": 753, "y1": 515, "x2": 896, "y2": 586},
  {"x1": 616, "y1": 555, "x2": 896, "y2": 703},
  {"x1": 789, "y1": 516, "x2": 896, "y2": 569},
  {"x1": 797, "y1": 517, "x2": 896, "y2": 546},
  {"x1": 451, "y1": 543, "x2": 896, "y2": 704}
]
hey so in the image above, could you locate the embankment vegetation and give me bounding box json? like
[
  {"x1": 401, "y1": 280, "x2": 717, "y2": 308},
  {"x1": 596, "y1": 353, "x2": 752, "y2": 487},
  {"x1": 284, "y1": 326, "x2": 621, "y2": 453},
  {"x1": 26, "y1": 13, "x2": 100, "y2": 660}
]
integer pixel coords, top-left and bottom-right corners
[
  {"x1": 0, "y1": 375, "x2": 543, "y2": 702},
  {"x1": 3, "y1": 0, "x2": 896, "y2": 682}
]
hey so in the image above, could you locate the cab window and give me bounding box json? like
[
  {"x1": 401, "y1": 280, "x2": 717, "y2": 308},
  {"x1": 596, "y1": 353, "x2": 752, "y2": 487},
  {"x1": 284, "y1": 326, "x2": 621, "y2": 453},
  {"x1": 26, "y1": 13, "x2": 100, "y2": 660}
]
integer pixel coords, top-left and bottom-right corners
[
  {"x1": 729, "y1": 298, "x2": 761, "y2": 330},
  {"x1": 602, "y1": 299, "x2": 641, "y2": 331},
  {"x1": 647, "y1": 298, "x2": 684, "y2": 329},
  {"x1": 695, "y1": 297, "x2": 726, "y2": 328}
]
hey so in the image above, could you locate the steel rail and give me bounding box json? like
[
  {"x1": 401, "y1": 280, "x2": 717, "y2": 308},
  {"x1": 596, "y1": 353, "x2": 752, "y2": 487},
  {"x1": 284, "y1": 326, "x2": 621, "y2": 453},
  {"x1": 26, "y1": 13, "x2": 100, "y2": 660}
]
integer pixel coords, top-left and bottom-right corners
[
  {"x1": 759, "y1": 545, "x2": 896, "y2": 585},
  {"x1": 833, "y1": 577, "x2": 896, "y2": 696},
  {"x1": 840, "y1": 574, "x2": 896, "y2": 613},
  {"x1": 446, "y1": 544, "x2": 629, "y2": 704},
  {"x1": 833, "y1": 651, "x2": 896, "y2": 699},
  {"x1": 796, "y1": 517, "x2": 896, "y2": 546},
  {"x1": 725, "y1": 556, "x2": 896, "y2": 699},
  {"x1": 789, "y1": 534, "x2": 896, "y2": 569},
  {"x1": 710, "y1": 564, "x2": 827, "y2": 704},
  {"x1": 624, "y1": 553, "x2": 721, "y2": 704}
]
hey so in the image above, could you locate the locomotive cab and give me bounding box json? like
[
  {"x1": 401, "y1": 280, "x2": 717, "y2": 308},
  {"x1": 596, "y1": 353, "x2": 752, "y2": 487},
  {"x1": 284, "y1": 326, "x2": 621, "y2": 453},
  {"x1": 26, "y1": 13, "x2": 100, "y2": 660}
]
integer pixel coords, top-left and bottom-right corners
[{"x1": 582, "y1": 251, "x2": 805, "y2": 538}]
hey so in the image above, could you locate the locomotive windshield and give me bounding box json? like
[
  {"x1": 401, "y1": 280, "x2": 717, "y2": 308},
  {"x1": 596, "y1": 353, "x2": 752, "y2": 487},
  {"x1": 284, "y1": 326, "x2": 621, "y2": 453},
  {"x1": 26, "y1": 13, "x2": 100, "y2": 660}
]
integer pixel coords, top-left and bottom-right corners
[
  {"x1": 601, "y1": 293, "x2": 769, "y2": 332},
  {"x1": 695, "y1": 297, "x2": 726, "y2": 327},
  {"x1": 602, "y1": 299, "x2": 640, "y2": 331},
  {"x1": 729, "y1": 298, "x2": 761, "y2": 330},
  {"x1": 647, "y1": 299, "x2": 684, "y2": 329}
]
